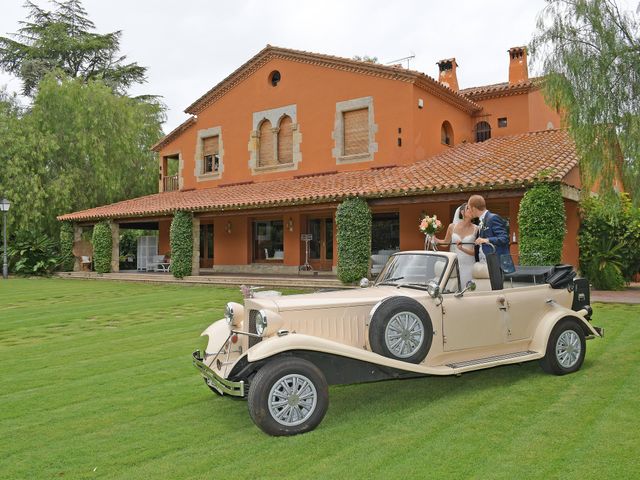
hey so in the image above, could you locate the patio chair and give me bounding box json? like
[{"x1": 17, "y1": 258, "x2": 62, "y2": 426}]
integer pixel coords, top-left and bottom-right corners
[
  {"x1": 80, "y1": 255, "x2": 92, "y2": 271},
  {"x1": 147, "y1": 255, "x2": 170, "y2": 272}
]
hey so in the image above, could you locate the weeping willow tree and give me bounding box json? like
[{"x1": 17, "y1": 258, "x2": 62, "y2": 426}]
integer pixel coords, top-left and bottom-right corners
[{"x1": 530, "y1": 0, "x2": 640, "y2": 204}]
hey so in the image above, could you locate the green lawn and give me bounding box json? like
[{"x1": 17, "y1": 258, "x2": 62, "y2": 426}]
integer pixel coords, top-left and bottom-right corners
[{"x1": 0, "y1": 278, "x2": 638, "y2": 479}]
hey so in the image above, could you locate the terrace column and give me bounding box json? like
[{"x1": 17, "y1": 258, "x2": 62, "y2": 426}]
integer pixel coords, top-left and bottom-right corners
[
  {"x1": 73, "y1": 224, "x2": 82, "y2": 272},
  {"x1": 110, "y1": 221, "x2": 120, "y2": 273},
  {"x1": 192, "y1": 216, "x2": 200, "y2": 276}
]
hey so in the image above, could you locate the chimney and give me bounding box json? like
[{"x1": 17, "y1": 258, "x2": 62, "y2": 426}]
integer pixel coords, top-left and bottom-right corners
[
  {"x1": 437, "y1": 58, "x2": 459, "y2": 92},
  {"x1": 508, "y1": 46, "x2": 529, "y2": 85}
]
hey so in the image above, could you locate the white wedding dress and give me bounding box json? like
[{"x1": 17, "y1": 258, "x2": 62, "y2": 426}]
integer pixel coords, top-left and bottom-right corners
[{"x1": 451, "y1": 231, "x2": 476, "y2": 287}]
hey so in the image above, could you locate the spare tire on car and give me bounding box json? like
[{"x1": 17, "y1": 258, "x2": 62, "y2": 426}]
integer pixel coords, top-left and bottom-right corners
[{"x1": 368, "y1": 296, "x2": 433, "y2": 364}]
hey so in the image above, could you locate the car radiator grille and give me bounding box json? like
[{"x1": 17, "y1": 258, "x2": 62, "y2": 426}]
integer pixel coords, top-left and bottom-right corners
[{"x1": 248, "y1": 310, "x2": 262, "y2": 348}]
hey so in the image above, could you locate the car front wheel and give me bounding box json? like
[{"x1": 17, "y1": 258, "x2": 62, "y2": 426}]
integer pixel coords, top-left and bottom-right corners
[
  {"x1": 248, "y1": 357, "x2": 329, "y2": 436},
  {"x1": 539, "y1": 318, "x2": 586, "y2": 375}
]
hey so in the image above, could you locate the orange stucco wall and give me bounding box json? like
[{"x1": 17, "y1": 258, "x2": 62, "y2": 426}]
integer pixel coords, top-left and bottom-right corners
[
  {"x1": 158, "y1": 220, "x2": 171, "y2": 255},
  {"x1": 154, "y1": 52, "x2": 580, "y2": 270},
  {"x1": 160, "y1": 58, "x2": 420, "y2": 188},
  {"x1": 562, "y1": 200, "x2": 580, "y2": 267},
  {"x1": 527, "y1": 89, "x2": 562, "y2": 132}
]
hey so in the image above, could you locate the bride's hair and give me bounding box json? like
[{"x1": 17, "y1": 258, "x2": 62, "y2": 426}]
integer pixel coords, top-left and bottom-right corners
[{"x1": 458, "y1": 203, "x2": 467, "y2": 220}]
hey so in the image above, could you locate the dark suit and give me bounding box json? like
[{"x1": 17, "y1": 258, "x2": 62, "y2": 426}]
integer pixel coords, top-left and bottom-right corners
[{"x1": 477, "y1": 211, "x2": 510, "y2": 260}]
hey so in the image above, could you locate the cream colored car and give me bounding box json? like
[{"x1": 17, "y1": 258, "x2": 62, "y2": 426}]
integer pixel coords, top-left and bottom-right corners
[{"x1": 193, "y1": 251, "x2": 602, "y2": 436}]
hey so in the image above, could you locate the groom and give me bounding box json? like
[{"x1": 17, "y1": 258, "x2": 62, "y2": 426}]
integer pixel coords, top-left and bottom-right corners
[{"x1": 468, "y1": 195, "x2": 510, "y2": 262}]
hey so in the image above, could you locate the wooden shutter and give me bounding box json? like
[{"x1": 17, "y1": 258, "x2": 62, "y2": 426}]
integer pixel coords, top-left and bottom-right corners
[
  {"x1": 203, "y1": 136, "x2": 218, "y2": 157},
  {"x1": 343, "y1": 108, "x2": 369, "y2": 156},
  {"x1": 202, "y1": 136, "x2": 219, "y2": 173},
  {"x1": 277, "y1": 116, "x2": 293, "y2": 164},
  {"x1": 258, "y1": 120, "x2": 275, "y2": 167}
]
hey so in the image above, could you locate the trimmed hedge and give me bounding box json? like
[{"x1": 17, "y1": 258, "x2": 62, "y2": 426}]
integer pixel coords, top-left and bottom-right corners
[
  {"x1": 579, "y1": 194, "x2": 640, "y2": 290},
  {"x1": 92, "y1": 222, "x2": 112, "y2": 273},
  {"x1": 336, "y1": 197, "x2": 371, "y2": 283},
  {"x1": 170, "y1": 211, "x2": 193, "y2": 279},
  {"x1": 518, "y1": 183, "x2": 566, "y2": 265},
  {"x1": 59, "y1": 222, "x2": 75, "y2": 271}
]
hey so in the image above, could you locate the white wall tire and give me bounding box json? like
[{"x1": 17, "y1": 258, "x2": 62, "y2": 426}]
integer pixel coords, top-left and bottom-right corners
[
  {"x1": 248, "y1": 357, "x2": 328, "y2": 436},
  {"x1": 539, "y1": 318, "x2": 586, "y2": 375}
]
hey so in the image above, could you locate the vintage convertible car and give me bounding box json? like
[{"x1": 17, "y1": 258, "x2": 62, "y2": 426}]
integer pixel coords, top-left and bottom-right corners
[{"x1": 193, "y1": 250, "x2": 602, "y2": 436}]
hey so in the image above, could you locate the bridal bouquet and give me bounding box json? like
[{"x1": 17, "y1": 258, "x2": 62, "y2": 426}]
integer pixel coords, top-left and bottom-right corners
[{"x1": 419, "y1": 214, "x2": 442, "y2": 235}]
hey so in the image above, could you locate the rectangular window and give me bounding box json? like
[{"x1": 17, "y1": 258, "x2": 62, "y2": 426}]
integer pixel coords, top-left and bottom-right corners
[
  {"x1": 498, "y1": 117, "x2": 508, "y2": 128},
  {"x1": 343, "y1": 108, "x2": 369, "y2": 156},
  {"x1": 253, "y1": 220, "x2": 284, "y2": 262},
  {"x1": 372, "y1": 213, "x2": 400, "y2": 254},
  {"x1": 202, "y1": 136, "x2": 219, "y2": 174}
]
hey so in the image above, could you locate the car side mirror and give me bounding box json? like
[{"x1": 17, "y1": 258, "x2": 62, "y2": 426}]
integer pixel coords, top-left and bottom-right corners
[
  {"x1": 454, "y1": 280, "x2": 476, "y2": 298},
  {"x1": 359, "y1": 278, "x2": 370, "y2": 288},
  {"x1": 426, "y1": 281, "x2": 440, "y2": 299}
]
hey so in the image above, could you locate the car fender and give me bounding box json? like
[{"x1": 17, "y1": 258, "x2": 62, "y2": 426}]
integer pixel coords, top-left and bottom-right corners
[
  {"x1": 530, "y1": 304, "x2": 600, "y2": 354},
  {"x1": 246, "y1": 333, "x2": 433, "y2": 375},
  {"x1": 201, "y1": 318, "x2": 230, "y2": 354}
]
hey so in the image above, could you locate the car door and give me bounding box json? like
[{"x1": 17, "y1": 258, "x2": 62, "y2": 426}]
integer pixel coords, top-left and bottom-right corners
[
  {"x1": 440, "y1": 264, "x2": 506, "y2": 351},
  {"x1": 441, "y1": 291, "x2": 506, "y2": 351}
]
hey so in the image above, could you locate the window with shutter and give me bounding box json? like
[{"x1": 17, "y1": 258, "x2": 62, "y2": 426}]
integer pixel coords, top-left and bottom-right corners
[
  {"x1": 277, "y1": 116, "x2": 293, "y2": 164},
  {"x1": 343, "y1": 108, "x2": 369, "y2": 156},
  {"x1": 202, "y1": 136, "x2": 219, "y2": 174},
  {"x1": 258, "y1": 120, "x2": 275, "y2": 167}
]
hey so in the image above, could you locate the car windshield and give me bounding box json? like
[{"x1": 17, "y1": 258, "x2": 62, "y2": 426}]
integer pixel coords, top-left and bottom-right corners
[{"x1": 376, "y1": 253, "x2": 449, "y2": 288}]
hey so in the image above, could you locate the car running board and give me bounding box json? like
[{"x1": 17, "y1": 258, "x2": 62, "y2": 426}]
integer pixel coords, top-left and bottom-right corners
[{"x1": 446, "y1": 350, "x2": 538, "y2": 369}]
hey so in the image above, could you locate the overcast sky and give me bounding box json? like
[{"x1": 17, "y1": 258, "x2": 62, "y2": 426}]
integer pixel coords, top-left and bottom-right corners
[{"x1": 0, "y1": 0, "x2": 629, "y2": 133}]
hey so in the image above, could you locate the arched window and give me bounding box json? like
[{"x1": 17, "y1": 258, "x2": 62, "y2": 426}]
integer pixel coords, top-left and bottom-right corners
[
  {"x1": 277, "y1": 115, "x2": 293, "y2": 164},
  {"x1": 475, "y1": 121, "x2": 491, "y2": 142},
  {"x1": 258, "y1": 120, "x2": 274, "y2": 167},
  {"x1": 441, "y1": 121, "x2": 454, "y2": 146}
]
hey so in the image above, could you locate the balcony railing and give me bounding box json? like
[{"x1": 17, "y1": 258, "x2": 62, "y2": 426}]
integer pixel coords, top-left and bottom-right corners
[{"x1": 163, "y1": 175, "x2": 179, "y2": 192}]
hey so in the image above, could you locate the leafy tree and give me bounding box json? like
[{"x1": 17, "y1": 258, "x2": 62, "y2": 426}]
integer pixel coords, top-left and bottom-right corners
[
  {"x1": 0, "y1": 73, "x2": 164, "y2": 243},
  {"x1": 530, "y1": 0, "x2": 640, "y2": 203},
  {"x1": 0, "y1": 0, "x2": 147, "y2": 96}
]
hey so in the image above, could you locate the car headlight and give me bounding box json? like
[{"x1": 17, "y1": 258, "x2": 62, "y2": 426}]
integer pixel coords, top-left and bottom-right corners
[
  {"x1": 224, "y1": 303, "x2": 234, "y2": 324},
  {"x1": 255, "y1": 309, "x2": 268, "y2": 336}
]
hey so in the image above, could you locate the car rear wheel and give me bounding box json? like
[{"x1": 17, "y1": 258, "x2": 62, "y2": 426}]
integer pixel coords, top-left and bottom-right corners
[
  {"x1": 369, "y1": 297, "x2": 433, "y2": 364},
  {"x1": 248, "y1": 357, "x2": 328, "y2": 436},
  {"x1": 539, "y1": 318, "x2": 586, "y2": 375}
]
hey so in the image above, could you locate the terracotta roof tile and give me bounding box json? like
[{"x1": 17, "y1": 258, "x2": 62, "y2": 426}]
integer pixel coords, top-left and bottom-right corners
[
  {"x1": 459, "y1": 77, "x2": 544, "y2": 101},
  {"x1": 58, "y1": 130, "x2": 578, "y2": 222}
]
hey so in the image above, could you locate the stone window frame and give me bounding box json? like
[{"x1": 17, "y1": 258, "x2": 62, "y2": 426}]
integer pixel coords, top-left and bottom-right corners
[
  {"x1": 194, "y1": 126, "x2": 224, "y2": 182},
  {"x1": 248, "y1": 104, "x2": 302, "y2": 175},
  {"x1": 332, "y1": 96, "x2": 378, "y2": 164}
]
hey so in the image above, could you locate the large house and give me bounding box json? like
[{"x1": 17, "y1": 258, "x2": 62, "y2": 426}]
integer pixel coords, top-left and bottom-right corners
[{"x1": 59, "y1": 45, "x2": 583, "y2": 275}]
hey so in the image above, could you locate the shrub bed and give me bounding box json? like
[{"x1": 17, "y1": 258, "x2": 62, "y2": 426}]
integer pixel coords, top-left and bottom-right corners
[
  {"x1": 518, "y1": 183, "x2": 566, "y2": 265},
  {"x1": 336, "y1": 197, "x2": 371, "y2": 283},
  {"x1": 170, "y1": 211, "x2": 192, "y2": 279},
  {"x1": 91, "y1": 222, "x2": 112, "y2": 273},
  {"x1": 59, "y1": 222, "x2": 75, "y2": 271},
  {"x1": 579, "y1": 194, "x2": 640, "y2": 290}
]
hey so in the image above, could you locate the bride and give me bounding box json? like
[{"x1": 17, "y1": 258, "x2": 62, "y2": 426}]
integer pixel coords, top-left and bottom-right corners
[{"x1": 434, "y1": 203, "x2": 478, "y2": 287}]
